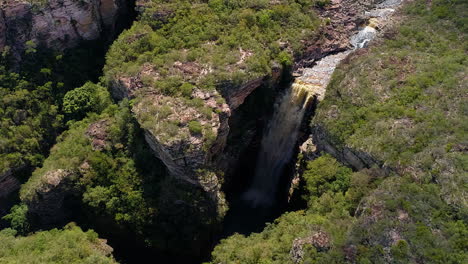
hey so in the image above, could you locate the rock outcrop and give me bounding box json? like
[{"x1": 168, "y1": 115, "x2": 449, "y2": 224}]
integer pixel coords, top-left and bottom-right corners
[
  {"x1": 24, "y1": 169, "x2": 79, "y2": 228},
  {"x1": 110, "y1": 0, "x2": 400, "y2": 213},
  {"x1": 0, "y1": 0, "x2": 128, "y2": 60},
  {"x1": 311, "y1": 125, "x2": 382, "y2": 170},
  {"x1": 290, "y1": 231, "x2": 331, "y2": 263},
  {"x1": 133, "y1": 73, "x2": 282, "y2": 216}
]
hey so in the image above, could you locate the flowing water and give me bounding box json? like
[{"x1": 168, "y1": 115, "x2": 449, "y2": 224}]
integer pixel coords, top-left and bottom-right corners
[
  {"x1": 242, "y1": 85, "x2": 314, "y2": 207},
  {"x1": 242, "y1": 0, "x2": 403, "y2": 208}
]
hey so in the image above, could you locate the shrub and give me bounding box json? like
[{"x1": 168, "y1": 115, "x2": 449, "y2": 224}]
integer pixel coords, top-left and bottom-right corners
[
  {"x1": 2, "y1": 204, "x2": 29, "y2": 234},
  {"x1": 0, "y1": 224, "x2": 116, "y2": 263},
  {"x1": 303, "y1": 154, "x2": 352, "y2": 199},
  {"x1": 188, "y1": 120, "x2": 203, "y2": 135},
  {"x1": 62, "y1": 82, "x2": 111, "y2": 119},
  {"x1": 277, "y1": 51, "x2": 293, "y2": 67},
  {"x1": 180, "y1": 82, "x2": 194, "y2": 97}
]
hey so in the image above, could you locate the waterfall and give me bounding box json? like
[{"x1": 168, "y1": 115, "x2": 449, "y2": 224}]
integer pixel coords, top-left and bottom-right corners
[
  {"x1": 241, "y1": 0, "x2": 402, "y2": 208},
  {"x1": 242, "y1": 84, "x2": 313, "y2": 207},
  {"x1": 242, "y1": 51, "x2": 351, "y2": 208}
]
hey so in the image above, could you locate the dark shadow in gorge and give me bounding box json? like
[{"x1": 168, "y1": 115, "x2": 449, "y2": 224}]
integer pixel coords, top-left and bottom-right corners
[
  {"x1": 220, "y1": 82, "x2": 278, "y2": 236},
  {"x1": 220, "y1": 77, "x2": 319, "y2": 239}
]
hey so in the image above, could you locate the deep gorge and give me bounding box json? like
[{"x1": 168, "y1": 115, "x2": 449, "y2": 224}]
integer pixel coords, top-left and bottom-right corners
[
  {"x1": 2, "y1": 0, "x2": 380, "y2": 260},
  {"x1": 1, "y1": 0, "x2": 466, "y2": 263}
]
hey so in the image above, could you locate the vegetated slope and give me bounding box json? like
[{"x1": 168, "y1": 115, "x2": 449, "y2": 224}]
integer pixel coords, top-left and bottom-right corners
[
  {"x1": 16, "y1": 82, "x2": 216, "y2": 257},
  {"x1": 19, "y1": 90, "x2": 157, "y2": 231},
  {"x1": 0, "y1": 41, "x2": 108, "y2": 187},
  {"x1": 0, "y1": 0, "x2": 128, "y2": 182},
  {"x1": 210, "y1": 0, "x2": 467, "y2": 263},
  {"x1": 103, "y1": 0, "x2": 321, "y2": 188},
  {"x1": 0, "y1": 223, "x2": 116, "y2": 263},
  {"x1": 13, "y1": 0, "x2": 324, "y2": 258}
]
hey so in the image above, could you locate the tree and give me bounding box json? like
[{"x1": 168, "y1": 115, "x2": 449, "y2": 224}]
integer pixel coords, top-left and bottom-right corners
[
  {"x1": 2, "y1": 204, "x2": 29, "y2": 235},
  {"x1": 62, "y1": 82, "x2": 111, "y2": 119},
  {"x1": 303, "y1": 154, "x2": 352, "y2": 199}
]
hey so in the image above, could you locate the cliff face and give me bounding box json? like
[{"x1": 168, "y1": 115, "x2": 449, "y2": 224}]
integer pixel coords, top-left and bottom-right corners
[
  {"x1": 130, "y1": 71, "x2": 282, "y2": 216},
  {"x1": 0, "y1": 0, "x2": 127, "y2": 59},
  {"x1": 24, "y1": 169, "x2": 78, "y2": 228},
  {"x1": 108, "y1": 0, "x2": 388, "y2": 211}
]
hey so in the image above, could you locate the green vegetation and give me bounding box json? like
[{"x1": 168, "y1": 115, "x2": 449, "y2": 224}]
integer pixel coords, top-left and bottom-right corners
[
  {"x1": 188, "y1": 120, "x2": 203, "y2": 135},
  {"x1": 302, "y1": 154, "x2": 352, "y2": 199},
  {"x1": 210, "y1": 0, "x2": 468, "y2": 263},
  {"x1": 2, "y1": 204, "x2": 29, "y2": 235},
  {"x1": 0, "y1": 63, "x2": 62, "y2": 175},
  {"x1": 211, "y1": 210, "x2": 342, "y2": 264},
  {"x1": 0, "y1": 223, "x2": 116, "y2": 263},
  {"x1": 0, "y1": 39, "x2": 108, "y2": 177},
  {"x1": 105, "y1": 0, "x2": 320, "y2": 94},
  {"x1": 63, "y1": 82, "x2": 112, "y2": 119},
  {"x1": 2, "y1": 0, "x2": 466, "y2": 262},
  {"x1": 211, "y1": 155, "x2": 385, "y2": 263},
  {"x1": 19, "y1": 90, "x2": 216, "y2": 255},
  {"x1": 104, "y1": 0, "x2": 321, "y2": 148},
  {"x1": 315, "y1": 0, "x2": 467, "y2": 209},
  {"x1": 21, "y1": 100, "x2": 161, "y2": 230}
]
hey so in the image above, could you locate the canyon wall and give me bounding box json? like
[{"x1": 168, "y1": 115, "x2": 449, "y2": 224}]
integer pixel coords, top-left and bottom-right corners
[
  {"x1": 111, "y1": 0, "x2": 376, "y2": 209},
  {"x1": 0, "y1": 0, "x2": 128, "y2": 60}
]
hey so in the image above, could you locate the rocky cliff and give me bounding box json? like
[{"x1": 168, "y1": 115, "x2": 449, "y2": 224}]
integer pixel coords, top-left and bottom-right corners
[
  {"x1": 25, "y1": 169, "x2": 78, "y2": 228},
  {"x1": 0, "y1": 0, "x2": 128, "y2": 60},
  {"x1": 107, "y1": 0, "x2": 383, "y2": 213}
]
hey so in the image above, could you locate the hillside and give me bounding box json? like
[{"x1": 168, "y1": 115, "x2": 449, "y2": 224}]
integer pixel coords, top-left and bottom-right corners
[
  {"x1": 210, "y1": 0, "x2": 467, "y2": 263},
  {"x1": 0, "y1": 0, "x2": 466, "y2": 263}
]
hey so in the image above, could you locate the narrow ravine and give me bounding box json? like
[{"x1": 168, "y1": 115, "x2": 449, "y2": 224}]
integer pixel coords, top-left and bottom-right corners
[
  {"x1": 242, "y1": 84, "x2": 314, "y2": 207},
  {"x1": 223, "y1": 0, "x2": 404, "y2": 238}
]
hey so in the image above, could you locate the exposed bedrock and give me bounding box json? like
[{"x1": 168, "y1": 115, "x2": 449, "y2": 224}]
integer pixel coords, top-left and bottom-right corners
[
  {"x1": 0, "y1": 0, "x2": 129, "y2": 60},
  {"x1": 24, "y1": 169, "x2": 80, "y2": 228},
  {"x1": 110, "y1": 0, "x2": 401, "y2": 216},
  {"x1": 136, "y1": 69, "x2": 283, "y2": 216}
]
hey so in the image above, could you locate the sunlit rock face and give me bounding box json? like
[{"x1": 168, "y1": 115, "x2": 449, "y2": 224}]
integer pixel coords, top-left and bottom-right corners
[{"x1": 0, "y1": 0, "x2": 127, "y2": 59}]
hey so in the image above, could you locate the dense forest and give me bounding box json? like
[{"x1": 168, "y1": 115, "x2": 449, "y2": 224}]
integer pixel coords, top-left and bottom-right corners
[{"x1": 0, "y1": 0, "x2": 466, "y2": 263}]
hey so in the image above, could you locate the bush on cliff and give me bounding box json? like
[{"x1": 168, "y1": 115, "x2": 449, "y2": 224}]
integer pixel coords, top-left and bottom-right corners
[
  {"x1": 63, "y1": 82, "x2": 112, "y2": 120},
  {"x1": 302, "y1": 154, "x2": 352, "y2": 199}
]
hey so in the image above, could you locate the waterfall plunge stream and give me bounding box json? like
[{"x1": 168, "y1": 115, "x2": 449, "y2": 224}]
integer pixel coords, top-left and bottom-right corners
[
  {"x1": 241, "y1": 51, "x2": 351, "y2": 207},
  {"x1": 241, "y1": 0, "x2": 402, "y2": 208},
  {"x1": 242, "y1": 84, "x2": 314, "y2": 207}
]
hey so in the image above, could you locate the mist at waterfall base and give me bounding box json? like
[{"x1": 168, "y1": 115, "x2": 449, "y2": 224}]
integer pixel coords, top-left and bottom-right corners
[{"x1": 222, "y1": 84, "x2": 313, "y2": 236}]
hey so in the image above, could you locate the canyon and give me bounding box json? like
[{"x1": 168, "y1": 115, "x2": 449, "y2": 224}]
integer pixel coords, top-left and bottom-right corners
[{"x1": 1, "y1": 0, "x2": 465, "y2": 263}]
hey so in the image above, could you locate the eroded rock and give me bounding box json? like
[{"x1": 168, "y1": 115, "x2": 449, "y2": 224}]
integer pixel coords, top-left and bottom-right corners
[
  {"x1": 0, "y1": 0, "x2": 128, "y2": 60},
  {"x1": 25, "y1": 169, "x2": 78, "y2": 227},
  {"x1": 290, "y1": 231, "x2": 331, "y2": 263}
]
